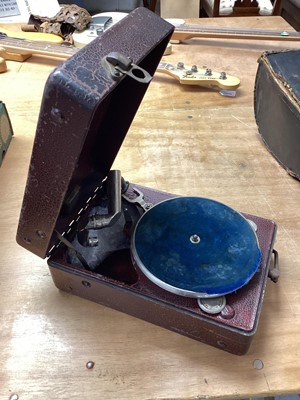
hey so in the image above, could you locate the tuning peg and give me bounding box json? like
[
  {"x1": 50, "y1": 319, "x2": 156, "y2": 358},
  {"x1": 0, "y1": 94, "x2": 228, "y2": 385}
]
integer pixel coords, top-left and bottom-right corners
[
  {"x1": 220, "y1": 71, "x2": 227, "y2": 80},
  {"x1": 177, "y1": 62, "x2": 184, "y2": 69},
  {"x1": 191, "y1": 65, "x2": 198, "y2": 72},
  {"x1": 205, "y1": 68, "x2": 212, "y2": 76}
]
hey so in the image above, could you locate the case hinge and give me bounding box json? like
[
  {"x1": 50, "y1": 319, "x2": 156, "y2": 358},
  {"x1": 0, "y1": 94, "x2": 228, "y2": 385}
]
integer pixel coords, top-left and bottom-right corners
[{"x1": 102, "y1": 51, "x2": 152, "y2": 83}]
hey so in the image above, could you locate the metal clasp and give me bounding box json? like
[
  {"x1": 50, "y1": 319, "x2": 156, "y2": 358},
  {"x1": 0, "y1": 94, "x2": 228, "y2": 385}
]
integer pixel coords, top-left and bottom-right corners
[
  {"x1": 102, "y1": 51, "x2": 152, "y2": 83},
  {"x1": 268, "y1": 249, "x2": 280, "y2": 283},
  {"x1": 122, "y1": 187, "x2": 153, "y2": 212}
]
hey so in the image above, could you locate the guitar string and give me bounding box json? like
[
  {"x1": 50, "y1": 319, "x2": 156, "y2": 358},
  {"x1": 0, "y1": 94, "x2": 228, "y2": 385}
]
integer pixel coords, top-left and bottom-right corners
[{"x1": 175, "y1": 24, "x2": 300, "y2": 39}]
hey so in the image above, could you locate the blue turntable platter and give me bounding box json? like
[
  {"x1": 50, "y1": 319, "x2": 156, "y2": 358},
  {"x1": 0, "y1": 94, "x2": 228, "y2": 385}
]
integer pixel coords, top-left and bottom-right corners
[{"x1": 131, "y1": 197, "x2": 261, "y2": 297}]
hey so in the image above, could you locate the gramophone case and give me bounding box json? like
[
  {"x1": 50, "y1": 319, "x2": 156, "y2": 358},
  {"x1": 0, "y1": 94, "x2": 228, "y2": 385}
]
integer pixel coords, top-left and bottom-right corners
[
  {"x1": 17, "y1": 8, "x2": 277, "y2": 355},
  {"x1": 254, "y1": 49, "x2": 300, "y2": 180}
]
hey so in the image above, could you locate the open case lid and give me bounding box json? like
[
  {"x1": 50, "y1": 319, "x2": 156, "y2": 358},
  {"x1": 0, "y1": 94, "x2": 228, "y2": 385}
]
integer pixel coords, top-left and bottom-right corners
[{"x1": 16, "y1": 8, "x2": 174, "y2": 258}]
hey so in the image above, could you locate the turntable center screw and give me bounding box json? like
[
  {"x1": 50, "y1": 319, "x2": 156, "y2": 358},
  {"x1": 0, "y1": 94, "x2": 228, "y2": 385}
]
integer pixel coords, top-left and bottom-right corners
[{"x1": 190, "y1": 234, "x2": 201, "y2": 244}]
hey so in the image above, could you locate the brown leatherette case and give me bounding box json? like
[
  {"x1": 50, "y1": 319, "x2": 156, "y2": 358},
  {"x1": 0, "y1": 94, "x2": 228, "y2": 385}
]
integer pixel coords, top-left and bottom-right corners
[
  {"x1": 48, "y1": 184, "x2": 277, "y2": 355},
  {"x1": 17, "y1": 8, "x2": 277, "y2": 355},
  {"x1": 16, "y1": 8, "x2": 174, "y2": 257}
]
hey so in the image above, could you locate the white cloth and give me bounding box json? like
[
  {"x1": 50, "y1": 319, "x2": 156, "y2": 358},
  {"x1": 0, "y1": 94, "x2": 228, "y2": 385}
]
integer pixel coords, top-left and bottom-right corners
[{"x1": 213, "y1": 0, "x2": 274, "y2": 15}]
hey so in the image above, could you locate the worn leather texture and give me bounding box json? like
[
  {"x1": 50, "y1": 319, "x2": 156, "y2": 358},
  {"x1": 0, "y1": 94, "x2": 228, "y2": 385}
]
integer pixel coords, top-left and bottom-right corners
[
  {"x1": 254, "y1": 50, "x2": 300, "y2": 180},
  {"x1": 16, "y1": 8, "x2": 174, "y2": 258}
]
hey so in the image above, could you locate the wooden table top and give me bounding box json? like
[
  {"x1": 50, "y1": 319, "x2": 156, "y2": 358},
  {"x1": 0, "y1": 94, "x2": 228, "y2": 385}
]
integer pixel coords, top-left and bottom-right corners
[{"x1": 0, "y1": 16, "x2": 300, "y2": 400}]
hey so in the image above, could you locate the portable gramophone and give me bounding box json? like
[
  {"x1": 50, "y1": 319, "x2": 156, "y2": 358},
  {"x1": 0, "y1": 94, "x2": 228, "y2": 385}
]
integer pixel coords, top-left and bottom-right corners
[{"x1": 17, "y1": 8, "x2": 278, "y2": 355}]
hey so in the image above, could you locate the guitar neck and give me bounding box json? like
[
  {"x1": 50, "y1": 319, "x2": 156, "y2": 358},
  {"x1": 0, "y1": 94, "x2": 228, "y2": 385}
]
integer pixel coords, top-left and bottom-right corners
[
  {"x1": 1, "y1": 23, "x2": 299, "y2": 62},
  {"x1": 0, "y1": 35, "x2": 78, "y2": 59},
  {"x1": 172, "y1": 24, "x2": 300, "y2": 41}
]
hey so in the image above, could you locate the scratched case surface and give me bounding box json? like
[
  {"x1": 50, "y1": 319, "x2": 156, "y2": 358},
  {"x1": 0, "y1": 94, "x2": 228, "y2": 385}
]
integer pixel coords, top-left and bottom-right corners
[
  {"x1": 255, "y1": 49, "x2": 300, "y2": 180},
  {"x1": 17, "y1": 8, "x2": 173, "y2": 257},
  {"x1": 17, "y1": 8, "x2": 277, "y2": 355}
]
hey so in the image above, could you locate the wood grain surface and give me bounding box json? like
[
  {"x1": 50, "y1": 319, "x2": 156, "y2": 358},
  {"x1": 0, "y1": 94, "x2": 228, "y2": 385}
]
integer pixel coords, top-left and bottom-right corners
[{"x1": 0, "y1": 16, "x2": 300, "y2": 400}]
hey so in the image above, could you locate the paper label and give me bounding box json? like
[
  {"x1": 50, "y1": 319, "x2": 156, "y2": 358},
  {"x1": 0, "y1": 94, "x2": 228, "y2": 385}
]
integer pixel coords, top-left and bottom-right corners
[
  {"x1": 0, "y1": 0, "x2": 20, "y2": 17},
  {"x1": 0, "y1": 0, "x2": 60, "y2": 22}
]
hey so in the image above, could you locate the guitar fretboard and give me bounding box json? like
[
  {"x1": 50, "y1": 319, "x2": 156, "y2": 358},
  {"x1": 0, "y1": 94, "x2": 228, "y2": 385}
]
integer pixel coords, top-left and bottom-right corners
[
  {"x1": 0, "y1": 34, "x2": 78, "y2": 59},
  {"x1": 173, "y1": 24, "x2": 300, "y2": 41}
]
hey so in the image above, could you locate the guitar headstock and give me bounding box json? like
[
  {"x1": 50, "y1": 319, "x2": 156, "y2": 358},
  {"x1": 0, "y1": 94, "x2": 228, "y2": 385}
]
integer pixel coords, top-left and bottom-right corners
[{"x1": 157, "y1": 62, "x2": 240, "y2": 90}]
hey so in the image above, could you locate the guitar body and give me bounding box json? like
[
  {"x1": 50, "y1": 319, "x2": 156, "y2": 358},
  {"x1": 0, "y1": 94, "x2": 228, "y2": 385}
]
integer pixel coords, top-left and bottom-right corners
[{"x1": 73, "y1": 12, "x2": 127, "y2": 48}]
